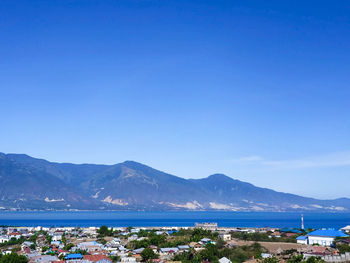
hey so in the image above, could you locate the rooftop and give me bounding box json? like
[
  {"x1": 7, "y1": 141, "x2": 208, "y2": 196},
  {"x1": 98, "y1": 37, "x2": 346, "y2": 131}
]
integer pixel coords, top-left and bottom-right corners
[{"x1": 308, "y1": 229, "x2": 348, "y2": 238}]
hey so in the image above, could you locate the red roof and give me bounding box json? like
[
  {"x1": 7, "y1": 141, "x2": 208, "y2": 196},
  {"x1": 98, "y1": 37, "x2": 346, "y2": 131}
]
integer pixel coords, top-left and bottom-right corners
[
  {"x1": 312, "y1": 246, "x2": 326, "y2": 253},
  {"x1": 83, "y1": 255, "x2": 112, "y2": 262}
]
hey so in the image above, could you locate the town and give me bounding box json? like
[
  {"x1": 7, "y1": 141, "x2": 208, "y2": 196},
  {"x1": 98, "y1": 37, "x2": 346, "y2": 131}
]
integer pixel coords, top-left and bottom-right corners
[{"x1": 1, "y1": 222, "x2": 350, "y2": 263}]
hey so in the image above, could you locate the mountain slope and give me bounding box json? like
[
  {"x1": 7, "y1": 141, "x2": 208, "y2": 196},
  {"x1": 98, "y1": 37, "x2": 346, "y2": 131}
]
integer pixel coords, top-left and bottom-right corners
[
  {"x1": 0, "y1": 152, "x2": 349, "y2": 211},
  {"x1": 0, "y1": 153, "x2": 99, "y2": 209}
]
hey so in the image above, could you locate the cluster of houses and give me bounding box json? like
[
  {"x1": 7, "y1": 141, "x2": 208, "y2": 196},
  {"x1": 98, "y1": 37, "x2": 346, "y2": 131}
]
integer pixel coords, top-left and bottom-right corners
[
  {"x1": 0, "y1": 225, "x2": 229, "y2": 263},
  {"x1": 2, "y1": 224, "x2": 350, "y2": 263}
]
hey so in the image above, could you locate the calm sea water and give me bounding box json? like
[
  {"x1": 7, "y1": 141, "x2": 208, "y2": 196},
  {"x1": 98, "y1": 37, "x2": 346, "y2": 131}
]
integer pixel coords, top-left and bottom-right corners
[{"x1": 0, "y1": 211, "x2": 349, "y2": 229}]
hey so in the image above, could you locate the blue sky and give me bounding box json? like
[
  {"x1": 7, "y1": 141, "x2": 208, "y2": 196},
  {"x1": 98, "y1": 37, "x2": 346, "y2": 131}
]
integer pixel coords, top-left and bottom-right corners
[{"x1": 1, "y1": 0, "x2": 350, "y2": 199}]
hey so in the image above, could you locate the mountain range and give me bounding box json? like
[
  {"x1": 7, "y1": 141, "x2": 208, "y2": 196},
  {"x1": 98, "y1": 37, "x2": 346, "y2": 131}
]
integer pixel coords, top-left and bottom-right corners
[{"x1": 0, "y1": 152, "x2": 349, "y2": 212}]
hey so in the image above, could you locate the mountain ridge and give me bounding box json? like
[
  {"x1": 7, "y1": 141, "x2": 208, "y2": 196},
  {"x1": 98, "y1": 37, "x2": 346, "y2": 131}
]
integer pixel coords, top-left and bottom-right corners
[{"x1": 0, "y1": 152, "x2": 349, "y2": 212}]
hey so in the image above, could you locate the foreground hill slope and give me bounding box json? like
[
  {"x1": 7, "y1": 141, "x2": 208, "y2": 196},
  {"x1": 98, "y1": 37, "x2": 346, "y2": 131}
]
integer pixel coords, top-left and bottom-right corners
[{"x1": 0, "y1": 152, "x2": 349, "y2": 211}]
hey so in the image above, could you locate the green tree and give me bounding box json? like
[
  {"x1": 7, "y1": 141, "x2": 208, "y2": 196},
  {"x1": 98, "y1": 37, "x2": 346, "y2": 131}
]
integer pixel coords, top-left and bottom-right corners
[
  {"x1": 140, "y1": 248, "x2": 158, "y2": 262},
  {"x1": 0, "y1": 254, "x2": 28, "y2": 263},
  {"x1": 305, "y1": 257, "x2": 325, "y2": 263},
  {"x1": 288, "y1": 255, "x2": 304, "y2": 263},
  {"x1": 97, "y1": 225, "x2": 111, "y2": 236},
  {"x1": 109, "y1": 255, "x2": 121, "y2": 262},
  {"x1": 216, "y1": 238, "x2": 226, "y2": 249},
  {"x1": 63, "y1": 243, "x2": 74, "y2": 251},
  {"x1": 260, "y1": 257, "x2": 279, "y2": 263}
]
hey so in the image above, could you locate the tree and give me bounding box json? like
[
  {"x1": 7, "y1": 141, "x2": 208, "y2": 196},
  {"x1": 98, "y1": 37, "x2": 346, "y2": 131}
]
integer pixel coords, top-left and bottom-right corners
[
  {"x1": 61, "y1": 234, "x2": 67, "y2": 246},
  {"x1": 260, "y1": 257, "x2": 279, "y2": 263},
  {"x1": 0, "y1": 253, "x2": 28, "y2": 263},
  {"x1": 97, "y1": 225, "x2": 111, "y2": 236},
  {"x1": 216, "y1": 238, "x2": 226, "y2": 249},
  {"x1": 30, "y1": 244, "x2": 36, "y2": 250},
  {"x1": 63, "y1": 243, "x2": 74, "y2": 250},
  {"x1": 305, "y1": 257, "x2": 325, "y2": 263},
  {"x1": 141, "y1": 248, "x2": 158, "y2": 262},
  {"x1": 109, "y1": 255, "x2": 121, "y2": 262}
]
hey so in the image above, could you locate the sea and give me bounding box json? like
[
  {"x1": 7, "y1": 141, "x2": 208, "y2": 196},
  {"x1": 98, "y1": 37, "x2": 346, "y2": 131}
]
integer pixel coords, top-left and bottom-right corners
[{"x1": 0, "y1": 211, "x2": 349, "y2": 229}]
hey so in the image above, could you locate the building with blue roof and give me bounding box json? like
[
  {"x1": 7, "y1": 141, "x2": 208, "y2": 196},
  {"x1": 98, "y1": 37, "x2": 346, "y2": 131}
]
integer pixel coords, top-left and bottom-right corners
[
  {"x1": 65, "y1": 253, "x2": 83, "y2": 260},
  {"x1": 297, "y1": 229, "x2": 348, "y2": 246}
]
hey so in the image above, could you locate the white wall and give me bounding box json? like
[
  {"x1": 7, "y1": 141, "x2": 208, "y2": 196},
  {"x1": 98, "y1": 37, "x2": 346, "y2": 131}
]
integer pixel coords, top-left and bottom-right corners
[{"x1": 308, "y1": 236, "x2": 334, "y2": 246}]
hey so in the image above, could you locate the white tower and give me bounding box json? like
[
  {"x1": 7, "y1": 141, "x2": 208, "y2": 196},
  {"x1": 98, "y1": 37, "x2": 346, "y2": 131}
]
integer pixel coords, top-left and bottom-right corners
[{"x1": 301, "y1": 214, "x2": 304, "y2": 230}]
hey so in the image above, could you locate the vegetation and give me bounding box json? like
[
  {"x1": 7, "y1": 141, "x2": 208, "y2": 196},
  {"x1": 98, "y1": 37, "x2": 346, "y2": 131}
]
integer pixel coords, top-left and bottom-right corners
[
  {"x1": 335, "y1": 242, "x2": 350, "y2": 254},
  {"x1": 0, "y1": 237, "x2": 25, "y2": 248},
  {"x1": 231, "y1": 231, "x2": 297, "y2": 243},
  {"x1": 97, "y1": 225, "x2": 113, "y2": 237},
  {"x1": 287, "y1": 255, "x2": 325, "y2": 263},
  {"x1": 109, "y1": 255, "x2": 121, "y2": 262},
  {"x1": 259, "y1": 257, "x2": 279, "y2": 263},
  {"x1": 140, "y1": 247, "x2": 158, "y2": 262},
  {"x1": 63, "y1": 243, "x2": 75, "y2": 251},
  {"x1": 174, "y1": 242, "x2": 265, "y2": 263},
  {"x1": 0, "y1": 254, "x2": 28, "y2": 263}
]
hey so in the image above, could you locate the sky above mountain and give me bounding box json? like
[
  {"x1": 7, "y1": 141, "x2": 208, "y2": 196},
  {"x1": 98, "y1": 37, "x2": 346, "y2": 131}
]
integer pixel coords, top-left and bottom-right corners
[{"x1": 1, "y1": 0, "x2": 350, "y2": 199}]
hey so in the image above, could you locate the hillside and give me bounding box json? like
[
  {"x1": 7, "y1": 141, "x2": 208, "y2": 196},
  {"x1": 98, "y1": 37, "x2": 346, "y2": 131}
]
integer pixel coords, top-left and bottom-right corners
[{"x1": 0, "y1": 152, "x2": 349, "y2": 211}]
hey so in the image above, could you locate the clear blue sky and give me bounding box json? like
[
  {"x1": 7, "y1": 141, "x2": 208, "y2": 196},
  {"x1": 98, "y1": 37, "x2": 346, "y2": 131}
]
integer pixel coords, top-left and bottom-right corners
[{"x1": 1, "y1": 0, "x2": 350, "y2": 199}]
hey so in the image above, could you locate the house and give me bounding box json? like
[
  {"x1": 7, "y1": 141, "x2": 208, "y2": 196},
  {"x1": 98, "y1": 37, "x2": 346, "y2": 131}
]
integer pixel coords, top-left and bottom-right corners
[
  {"x1": 341, "y1": 226, "x2": 350, "y2": 233},
  {"x1": 261, "y1": 253, "x2": 273, "y2": 259},
  {"x1": 270, "y1": 231, "x2": 281, "y2": 238},
  {"x1": 149, "y1": 245, "x2": 158, "y2": 253},
  {"x1": 78, "y1": 241, "x2": 103, "y2": 252},
  {"x1": 286, "y1": 233, "x2": 298, "y2": 237},
  {"x1": 219, "y1": 234, "x2": 231, "y2": 241},
  {"x1": 120, "y1": 257, "x2": 136, "y2": 263},
  {"x1": 83, "y1": 254, "x2": 112, "y2": 263},
  {"x1": 29, "y1": 255, "x2": 59, "y2": 263},
  {"x1": 194, "y1": 223, "x2": 218, "y2": 231},
  {"x1": 306, "y1": 229, "x2": 348, "y2": 246},
  {"x1": 8, "y1": 232, "x2": 22, "y2": 239},
  {"x1": 200, "y1": 238, "x2": 212, "y2": 244},
  {"x1": 133, "y1": 248, "x2": 144, "y2": 255},
  {"x1": 177, "y1": 245, "x2": 190, "y2": 251},
  {"x1": 218, "y1": 257, "x2": 232, "y2": 263},
  {"x1": 296, "y1": 236, "x2": 308, "y2": 245},
  {"x1": 0, "y1": 236, "x2": 10, "y2": 243},
  {"x1": 65, "y1": 254, "x2": 84, "y2": 260},
  {"x1": 189, "y1": 242, "x2": 203, "y2": 251},
  {"x1": 159, "y1": 247, "x2": 179, "y2": 255}
]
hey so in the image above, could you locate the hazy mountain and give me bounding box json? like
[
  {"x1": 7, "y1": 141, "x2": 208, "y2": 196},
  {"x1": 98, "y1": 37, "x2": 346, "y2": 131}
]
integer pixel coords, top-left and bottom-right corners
[{"x1": 0, "y1": 152, "x2": 349, "y2": 212}]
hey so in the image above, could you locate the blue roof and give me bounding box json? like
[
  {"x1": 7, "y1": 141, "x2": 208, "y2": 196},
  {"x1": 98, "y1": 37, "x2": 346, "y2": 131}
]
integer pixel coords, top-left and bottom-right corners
[
  {"x1": 65, "y1": 253, "x2": 83, "y2": 259},
  {"x1": 296, "y1": 236, "x2": 307, "y2": 240},
  {"x1": 308, "y1": 229, "x2": 348, "y2": 238},
  {"x1": 280, "y1": 228, "x2": 302, "y2": 233}
]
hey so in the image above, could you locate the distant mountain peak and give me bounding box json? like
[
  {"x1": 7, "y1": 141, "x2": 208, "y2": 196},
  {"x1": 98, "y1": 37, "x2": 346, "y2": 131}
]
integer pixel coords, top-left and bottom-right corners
[
  {"x1": 1, "y1": 152, "x2": 349, "y2": 212},
  {"x1": 207, "y1": 173, "x2": 231, "y2": 180}
]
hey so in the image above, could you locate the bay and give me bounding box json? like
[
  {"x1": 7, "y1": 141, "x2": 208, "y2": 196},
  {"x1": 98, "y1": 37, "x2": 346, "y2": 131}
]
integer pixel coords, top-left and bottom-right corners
[{"x1": 0, "y1": 211, "x2": 349, "y2": 229}]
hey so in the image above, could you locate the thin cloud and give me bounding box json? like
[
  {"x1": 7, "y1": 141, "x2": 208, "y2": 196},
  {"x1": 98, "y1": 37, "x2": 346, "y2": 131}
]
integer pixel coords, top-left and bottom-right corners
[{"x1": 229, "y1": 151, "x2": 350, "y2": 169}]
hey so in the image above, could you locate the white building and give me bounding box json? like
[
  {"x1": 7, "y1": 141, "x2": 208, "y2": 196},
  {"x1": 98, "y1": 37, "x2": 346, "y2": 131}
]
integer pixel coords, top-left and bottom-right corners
[
  {"x1": 219, "y1": 233, "x2": 231, "y2": 241},
  {"x1": 296, "y1": 236, "x2": 308, "y2": 245},
  {"x1": 219, "y1": 257, "x2": 232, "y2": 263},
  {"x1": 341, "y1": 225, "x2": 350, "y2": 233},
  {"x1": 304, "y1": 229, "x2": 348, "y2": 246},
  {"x1": 0, "y1": 236, "x2": 9, "y2": 243}
]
